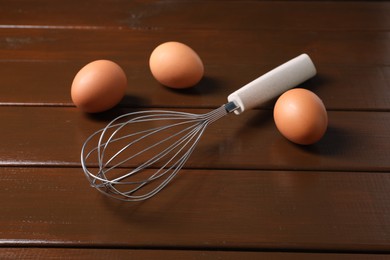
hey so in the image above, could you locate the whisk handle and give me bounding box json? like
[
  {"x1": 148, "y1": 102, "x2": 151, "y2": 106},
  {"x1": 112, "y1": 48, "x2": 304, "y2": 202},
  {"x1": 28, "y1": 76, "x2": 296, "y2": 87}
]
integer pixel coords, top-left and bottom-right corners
[{"x1": 227, "y1": 54, "x2": 317, "y2": 115}]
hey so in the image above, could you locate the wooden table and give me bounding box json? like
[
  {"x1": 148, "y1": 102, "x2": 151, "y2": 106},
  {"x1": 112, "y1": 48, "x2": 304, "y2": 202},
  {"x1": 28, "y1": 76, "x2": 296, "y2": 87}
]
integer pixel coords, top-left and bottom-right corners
[{"x1": 1, "y1": 1, "x2": 389, "y2": 259}]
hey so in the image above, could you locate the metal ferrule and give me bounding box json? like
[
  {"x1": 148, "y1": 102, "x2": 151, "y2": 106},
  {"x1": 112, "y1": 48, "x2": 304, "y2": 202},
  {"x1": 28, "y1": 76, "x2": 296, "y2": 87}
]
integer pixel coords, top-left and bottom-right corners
[{"x1": 224, "y1": 101, "x2": 240, "y2": 113}]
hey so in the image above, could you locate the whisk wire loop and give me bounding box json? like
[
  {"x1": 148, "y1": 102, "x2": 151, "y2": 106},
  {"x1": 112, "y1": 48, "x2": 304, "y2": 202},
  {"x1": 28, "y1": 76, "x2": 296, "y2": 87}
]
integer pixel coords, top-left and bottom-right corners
[
  {"x1": 108, "y1": 120, "x2": 204, "y2": 184},
  {"x1": 80, "y1": 104, "x2": 232, "y2": 201},
  {"x1": 100, "y1": 118, "x2": 201, "y2": 173}
]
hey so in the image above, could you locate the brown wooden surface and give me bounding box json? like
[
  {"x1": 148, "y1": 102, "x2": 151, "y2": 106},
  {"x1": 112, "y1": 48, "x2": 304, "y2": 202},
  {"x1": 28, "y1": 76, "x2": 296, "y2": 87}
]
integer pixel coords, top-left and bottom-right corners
[{"x1": 1, "y1": 0, "x2": 390, "y2": 259}]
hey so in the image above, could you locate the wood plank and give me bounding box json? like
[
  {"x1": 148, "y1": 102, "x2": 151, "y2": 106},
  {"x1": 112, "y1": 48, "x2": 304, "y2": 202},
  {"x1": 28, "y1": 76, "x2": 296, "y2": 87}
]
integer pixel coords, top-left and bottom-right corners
[
  {"x1": 1, "y1": 248, "x2": 389, "y2": 260},
  {"x1": 0, "y1": 107, "x2": 389, "y2": 172},
  {"x1": 0, "y1": 61, "x2": 389, "y2": 111},
  {"x1": 0, "y1": 0, "x2": 388, "y2": 256},
  {"x1": 0, "y1": 29, "x2": 388, "y2": 66},
  {"x1": 0, "y1": 1, "x2": 388, "y2": 31},
  {"x1": 1, "y1": 167, "x2": 390, "y2": 252}
]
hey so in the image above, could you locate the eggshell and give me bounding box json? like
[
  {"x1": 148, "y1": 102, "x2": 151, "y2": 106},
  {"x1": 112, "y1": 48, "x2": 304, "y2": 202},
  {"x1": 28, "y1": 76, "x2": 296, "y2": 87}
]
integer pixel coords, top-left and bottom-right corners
[
  {"x1": 273, "y1": 88, "x2": 328, "y2": 145},
  {"x1": 71, "y1": 60, "x2": 127, "y2": 113},
  {"x1": 149, "y1": 41, "x2": 204, "y2": 88}
]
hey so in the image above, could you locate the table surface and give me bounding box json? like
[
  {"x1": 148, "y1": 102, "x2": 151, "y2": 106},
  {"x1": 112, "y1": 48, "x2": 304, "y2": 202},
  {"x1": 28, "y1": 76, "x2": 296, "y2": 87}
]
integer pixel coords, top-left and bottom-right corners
[{"x1": 1, "y1": 0, "x2": 390, "y2": 259}]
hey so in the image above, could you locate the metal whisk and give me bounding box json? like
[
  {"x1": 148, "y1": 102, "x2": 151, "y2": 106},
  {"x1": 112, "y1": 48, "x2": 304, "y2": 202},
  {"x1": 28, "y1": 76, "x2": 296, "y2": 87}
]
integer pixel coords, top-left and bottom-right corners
[{"x1": 81, "y1": 54, "x2": 317, "y2": 201}]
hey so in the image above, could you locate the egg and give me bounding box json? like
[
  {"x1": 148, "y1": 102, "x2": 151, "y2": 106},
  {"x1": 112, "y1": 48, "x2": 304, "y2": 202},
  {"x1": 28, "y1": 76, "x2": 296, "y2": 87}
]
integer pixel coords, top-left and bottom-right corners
[
  {"x1": 71, "y1": 60, "x2": 127, "y2": 113},
  {"x1": 149, "y1": 41, "x2": 204, "y2": 88},
  {"x1": 273, "y1": 88, "x2": 328, "y2": 145}
]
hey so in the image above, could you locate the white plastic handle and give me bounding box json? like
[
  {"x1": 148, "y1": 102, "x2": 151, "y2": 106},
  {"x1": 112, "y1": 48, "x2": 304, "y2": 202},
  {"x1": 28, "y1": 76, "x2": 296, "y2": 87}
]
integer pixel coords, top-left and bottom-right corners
[{"x1": 227, "y1": 53, "x2": 317, "y2": 114}]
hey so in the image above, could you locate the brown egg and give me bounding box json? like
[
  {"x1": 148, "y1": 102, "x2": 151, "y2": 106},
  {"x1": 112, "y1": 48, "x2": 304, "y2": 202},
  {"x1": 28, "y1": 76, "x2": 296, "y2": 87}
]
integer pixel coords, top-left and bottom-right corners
[
  {"x1": 149, "y1": 41, "x2": 204, "y2": 88},
  {"x1": 273, "y1": 88, "x2": 328, "y2": 145},
  {"x1": 71, "y1": 60, "x2": 127, "y2": 113}
]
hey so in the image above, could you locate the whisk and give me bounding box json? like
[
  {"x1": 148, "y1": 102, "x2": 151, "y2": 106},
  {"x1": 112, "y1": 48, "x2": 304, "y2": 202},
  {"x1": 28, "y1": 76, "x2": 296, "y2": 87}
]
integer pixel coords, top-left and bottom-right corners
[{"x1": 81, "y1": 54, "x2": 317, "y2": 201}]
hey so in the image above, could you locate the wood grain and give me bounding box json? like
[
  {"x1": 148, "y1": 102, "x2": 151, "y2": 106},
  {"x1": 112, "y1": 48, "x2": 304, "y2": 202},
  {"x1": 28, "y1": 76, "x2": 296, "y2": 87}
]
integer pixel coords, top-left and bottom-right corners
[
  {"x1": 0, "y1": 0, "x2": 389, "y2": 258},
  {"x1": 1, "y1": 29, "x2": 389, "y2": 66},
  {"x1": 0, "y1": 107, "x2": 389, "y2": 172},
  {"x1": 0, "y1": 1, "x2": 388, "y2": 31},
  {"x1": 1, "y1": 167, "x2": 390, "y2": 252},
  {"x1": 2, "y1": 248, "x2": 389, "y2": 260},
  {"x1": 0, "y1": 61, "x2": 389, "y2": 111}
]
